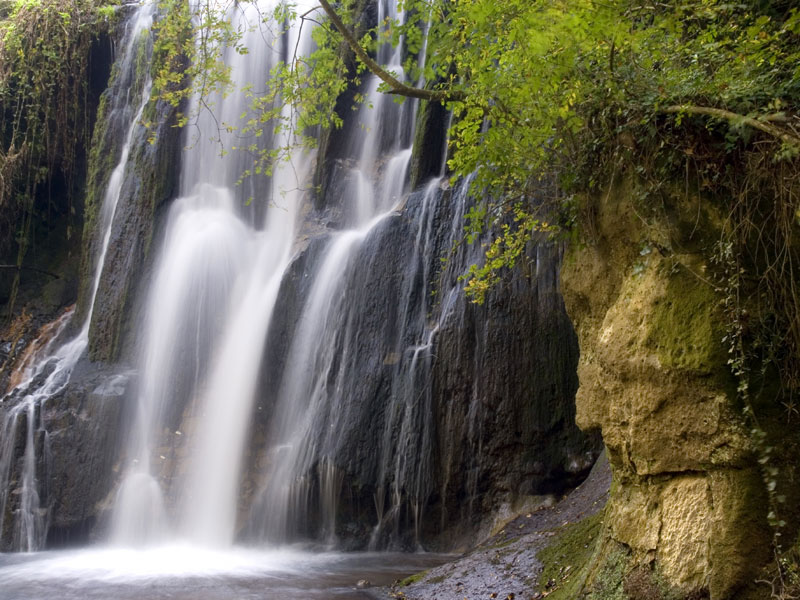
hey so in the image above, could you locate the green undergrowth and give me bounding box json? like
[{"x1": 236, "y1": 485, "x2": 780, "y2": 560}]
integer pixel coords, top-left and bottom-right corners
[
  {"x1": 537, "y1": 509, "x2": 707, "y2": 600},
  {"x1": 537, "y1": 513, "x2": 690, "y2": 600}
]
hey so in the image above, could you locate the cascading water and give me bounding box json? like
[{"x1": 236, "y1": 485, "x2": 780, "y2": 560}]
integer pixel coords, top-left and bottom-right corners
[
  {"x1": 251, "y1": 224, "x2": 381, "y2": 543},
  {"x1": 111, "y1": 0, "x2": 437, "y2": 550},
  {"x1": 247, "y1": 0, "x2": 428, "y2": 545},
  {"x1": 348, "y1": 0, "x2": 414, "y2": 224},
  {"x1": 110, "y1": 0, "x2": 319, "y2": 547},
  {"x1": 241, "y1": 1, "x2": 489, "y2": 552},
  {"x1": 368, "y1": 176, "x2": 465, "y2": 549},
  {"x1": 250, "y1": 167, "x2": 477, "y2": 549},
  {"x1": 109, "y1": 185, "x2": 251, "y2": 545},
  {"x1": 0, "y1": 4, "x2": 156, "y2": 551}
]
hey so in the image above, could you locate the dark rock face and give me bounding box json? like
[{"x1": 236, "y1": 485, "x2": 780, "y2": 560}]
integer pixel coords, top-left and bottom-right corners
[
  {"x1": 0, "y1": 30, "x2": 114, "y2": 389},
  {"x1": 43, "y1": 362, "x2": 133, "y2": 547},
  {"x1": 430, "y1": 242, "x2": 594, "y2": 539},
  {"x1": 249, "y1": 178, "x2": 600, "y2": 550},
  {"x1": 311, "y1": 0, "x2": 378, "y2": 210},
  {"x1": 410, "y1": 99, "x2": 449, "y2": 188}
]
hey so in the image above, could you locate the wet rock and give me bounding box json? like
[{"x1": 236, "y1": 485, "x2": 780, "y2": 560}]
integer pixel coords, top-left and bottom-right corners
[
  {"x1": 387, "y1": 455, "x2": 610, "y2": 600},
  {"x1": 248, "y1": 179, "x2": 599, "y2": 550},
  {"x1": 43, "y1": 360, "x2": 135, "y2": 547}
]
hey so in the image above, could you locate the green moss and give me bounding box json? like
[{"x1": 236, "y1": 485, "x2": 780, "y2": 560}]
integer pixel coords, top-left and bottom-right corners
[
  {"x1": 587, "y1": 548, "x2": 629, "y2": 600},
  {"x1": 649, "y1": 267, "x2": 727, "y2": 376},
  {"x1": 77, "y1": 28, "x2": 150, "y2": 325},
  {"x1": 537, "y1": 511, "x2": 604, "y2": 599},
  {"x1": 81, "y1": 91, "x2": 113, "y2": 257},
  {"x1": 398, "y1": 569, "x2": 429, "y2": 586},
  {"x1": 133, "y1": 27, "x2": 152, "y2": 100},
  {"x1": 79, "y1": 22, "x2": 153, "y2": 312},
  {"x1": 409, "y1": 98, "x2": 433, "y2": 190}
]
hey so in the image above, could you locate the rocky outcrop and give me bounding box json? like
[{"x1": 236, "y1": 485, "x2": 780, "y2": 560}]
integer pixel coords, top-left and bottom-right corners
[
  {"x1": 86, "y1": 97, "x2": 183, "y2": 363},
  {"x1": 42, "y1": 362, "x2": 133, "y2": 546},
  {"x1": 77, "y1": 9, "x2": 184, "y2": 363},
  {"x1": 560, "y1": 183, "x2": 772, "y2": 598},
  {"x1": 0, "y1": 28, "x2": 114, "y2": 390},
  {"x1": 0, "y1": 360, "x2": 132, "y2": 550}
]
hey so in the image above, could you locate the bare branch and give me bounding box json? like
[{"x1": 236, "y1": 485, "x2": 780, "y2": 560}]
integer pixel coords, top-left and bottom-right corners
[
  {"x1": 663, "y1": 105, "x2": 800, "y2": 146},
  {"x1": 316, "y1": 0, "x2": 464, "y2": 103}
]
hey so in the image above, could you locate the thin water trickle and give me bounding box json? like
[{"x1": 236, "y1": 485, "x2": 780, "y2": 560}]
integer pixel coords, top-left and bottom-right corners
[{"x1": 252, "y1": 223, "x2": 385, "y2": 542}]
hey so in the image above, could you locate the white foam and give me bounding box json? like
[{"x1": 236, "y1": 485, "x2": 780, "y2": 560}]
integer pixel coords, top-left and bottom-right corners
[{"x1": 0, "y1": 545, "x2": 344, "y2": 584}]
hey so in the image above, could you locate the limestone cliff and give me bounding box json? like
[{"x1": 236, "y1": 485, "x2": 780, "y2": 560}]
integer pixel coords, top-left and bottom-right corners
[{"x1": 560, "y1": 182, "x2": 774, "y2": 598}]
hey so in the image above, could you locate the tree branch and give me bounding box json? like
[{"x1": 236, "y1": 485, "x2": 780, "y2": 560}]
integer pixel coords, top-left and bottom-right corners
[
  {"x1": 663, "y1": 105, "x2": 800, "y2": 146},
  {"x1": 316, "y1": 0, "x2": 463, "y2": 103}
]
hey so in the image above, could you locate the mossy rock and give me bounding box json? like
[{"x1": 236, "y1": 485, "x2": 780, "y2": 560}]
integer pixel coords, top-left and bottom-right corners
[
  {"x1": 398, "y1": 569, "x2": 429, "y2": 587},
  {"x1": 648, "y1": 267, "x2": 726, "y2": 376}
]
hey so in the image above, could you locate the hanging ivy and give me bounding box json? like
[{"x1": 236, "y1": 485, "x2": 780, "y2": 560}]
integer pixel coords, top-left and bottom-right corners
[{"x1": 0, "y1": 0, "x2": 118, "y2": 314}]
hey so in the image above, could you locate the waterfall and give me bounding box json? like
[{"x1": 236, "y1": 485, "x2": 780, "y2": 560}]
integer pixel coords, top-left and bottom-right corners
[
  {"x1": 0, "y1": 4, "x2": 156, "y2": 552},
  {"x1": 2, "y1": 0, "x2": 591, "y2": 559},
  {"x1": 110, "y1": 0, "x2": 437, "y2": 549},
  {"x1": 110, "y1": 0, "x2": 319, "y2": 547},
  {"x1": 244, "y1": 0, "x2": 430, "y2": 545}
]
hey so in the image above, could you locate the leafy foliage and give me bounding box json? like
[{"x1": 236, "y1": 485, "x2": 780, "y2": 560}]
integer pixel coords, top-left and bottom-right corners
[
  {"x1": 149, "y1": 0, "x2": 246, "y2": 126},
  {"x1": 259, "y1": 0, "x2": 798, "y2": 304},
  {"x1": 407, "y1": 0, "x2": 800, "y2": 302},
  {"x1": 121, "y1": 0, "x2": 800, "y2": 413}
]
